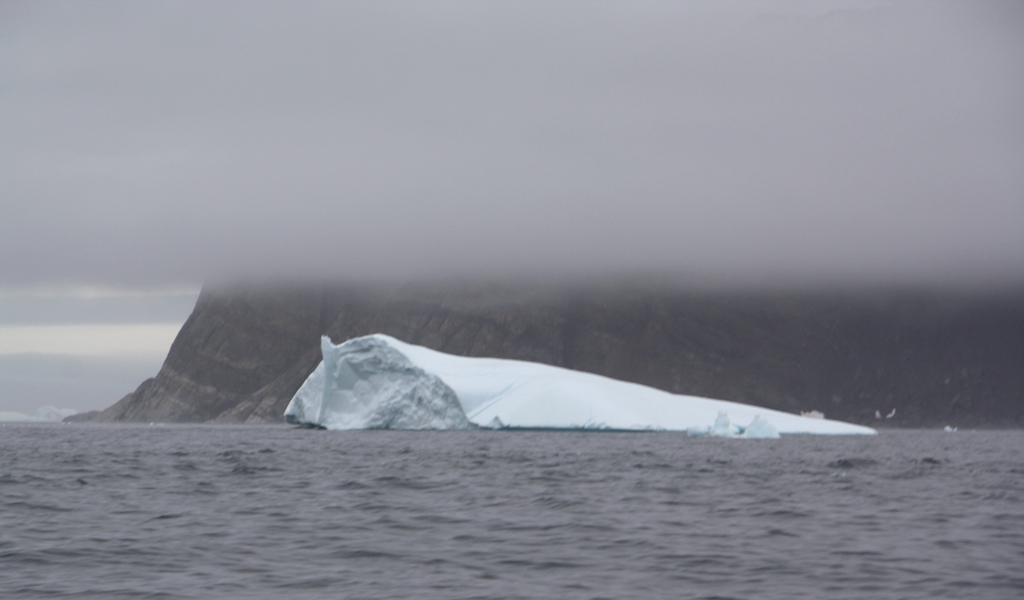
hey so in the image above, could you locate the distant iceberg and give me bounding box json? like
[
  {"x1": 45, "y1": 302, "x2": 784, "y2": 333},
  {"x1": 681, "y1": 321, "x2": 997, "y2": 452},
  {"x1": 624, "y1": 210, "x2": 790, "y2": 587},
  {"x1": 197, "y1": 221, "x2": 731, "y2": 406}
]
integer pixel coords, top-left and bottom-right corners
[
  {"x1": 284, "y1": 334, "x2": 876, "y2": 436},
  {"x1": 0, "y1": 406, "x2": 78, "y2": 423}
]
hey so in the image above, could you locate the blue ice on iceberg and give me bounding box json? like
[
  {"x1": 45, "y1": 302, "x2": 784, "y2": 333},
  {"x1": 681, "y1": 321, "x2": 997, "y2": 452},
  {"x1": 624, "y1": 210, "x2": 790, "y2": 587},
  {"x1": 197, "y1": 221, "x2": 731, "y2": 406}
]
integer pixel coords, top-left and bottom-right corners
[
  {"x1": 284, "y1": 336, "x2": 470, "y2": 430},
  {"x1": 284, "y1": 334, "x2": 876, "y2": 436}
]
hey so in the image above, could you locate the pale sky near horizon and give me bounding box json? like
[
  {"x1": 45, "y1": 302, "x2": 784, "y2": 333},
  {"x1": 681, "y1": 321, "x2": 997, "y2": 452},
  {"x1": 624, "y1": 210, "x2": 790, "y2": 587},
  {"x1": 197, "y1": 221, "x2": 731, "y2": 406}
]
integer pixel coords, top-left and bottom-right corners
[
  {"x1": 0, "y1": 288, "x2": 198, "y2": 415},
  {"x1": 2, "y1": 0, "x2": 1023, "y2": 414}
]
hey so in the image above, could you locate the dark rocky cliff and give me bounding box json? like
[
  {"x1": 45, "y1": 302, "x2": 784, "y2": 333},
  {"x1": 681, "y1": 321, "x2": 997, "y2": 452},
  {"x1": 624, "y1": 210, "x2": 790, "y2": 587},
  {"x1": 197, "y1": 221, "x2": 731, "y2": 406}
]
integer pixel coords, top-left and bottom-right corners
[{"x1": 69, "y1": 283, "x2": 1024, "y2": 428}]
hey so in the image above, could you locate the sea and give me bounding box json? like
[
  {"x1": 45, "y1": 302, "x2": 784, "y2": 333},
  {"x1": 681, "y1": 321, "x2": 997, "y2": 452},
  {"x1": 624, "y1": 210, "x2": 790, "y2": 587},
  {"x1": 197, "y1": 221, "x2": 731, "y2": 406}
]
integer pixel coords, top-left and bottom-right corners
[{"x1": 1, "y1": 424, "x2": 1021, "y2": 599}]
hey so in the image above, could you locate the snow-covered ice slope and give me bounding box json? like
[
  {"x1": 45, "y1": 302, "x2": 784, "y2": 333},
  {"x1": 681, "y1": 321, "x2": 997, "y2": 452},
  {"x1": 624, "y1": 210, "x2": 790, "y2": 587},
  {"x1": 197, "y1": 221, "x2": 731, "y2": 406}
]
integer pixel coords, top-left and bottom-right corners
[{"x1": 284, "y1": 334, "x2": 876, "y2": 435}]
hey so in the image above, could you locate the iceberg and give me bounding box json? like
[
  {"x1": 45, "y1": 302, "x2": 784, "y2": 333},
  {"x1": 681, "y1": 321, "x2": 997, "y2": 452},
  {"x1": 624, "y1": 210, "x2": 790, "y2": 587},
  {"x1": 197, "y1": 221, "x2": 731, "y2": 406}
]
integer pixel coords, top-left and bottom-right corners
[
  {"x1": 284, "y1": 334, "x2": 876, "y2": 436},
  {"x1": 0, "y1": 407, "x2": 77, "y2": 423},
  {"x1": 285, "y1": 336, "x2": 471, "y2": 430},
  {"x1": 33, "y1": 406, "x2": 78, "y2": 422}
]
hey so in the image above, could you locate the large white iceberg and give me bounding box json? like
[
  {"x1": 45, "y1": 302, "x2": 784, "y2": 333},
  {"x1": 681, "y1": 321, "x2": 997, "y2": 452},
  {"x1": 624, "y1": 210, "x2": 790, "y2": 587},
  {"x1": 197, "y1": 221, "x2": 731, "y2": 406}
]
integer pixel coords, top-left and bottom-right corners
[{"x1": 284, "y1": 334, "x2": 876, "y2": 436}]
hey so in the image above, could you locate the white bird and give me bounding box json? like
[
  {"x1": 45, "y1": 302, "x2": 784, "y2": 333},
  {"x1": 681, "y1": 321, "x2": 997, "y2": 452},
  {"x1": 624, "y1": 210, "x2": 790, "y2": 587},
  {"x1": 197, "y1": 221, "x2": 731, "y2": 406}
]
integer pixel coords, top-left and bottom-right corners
[
  {"x1": 885, "y1": 408, "x2": 896, "y2": 419},
  {"x1": 875, "y1": 410, "x2": 882, "y2": 419}
]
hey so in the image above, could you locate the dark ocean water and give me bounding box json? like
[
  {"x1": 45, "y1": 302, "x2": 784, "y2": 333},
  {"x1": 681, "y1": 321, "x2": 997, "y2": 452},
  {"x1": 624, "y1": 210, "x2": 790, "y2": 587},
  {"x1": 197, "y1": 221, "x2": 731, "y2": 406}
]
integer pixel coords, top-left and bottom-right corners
[{"x1": 1, "y1": 424, "x2": 1022, "y2": 599}]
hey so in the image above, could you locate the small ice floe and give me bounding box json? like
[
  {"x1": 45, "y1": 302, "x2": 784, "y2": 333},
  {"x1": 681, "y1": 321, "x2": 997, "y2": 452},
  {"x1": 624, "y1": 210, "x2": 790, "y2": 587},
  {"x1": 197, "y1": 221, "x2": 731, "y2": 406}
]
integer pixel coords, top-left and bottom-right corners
[
  {"x1": 741, "y1": 415, "x2": 780, "y2": 439},
  {"x1": 943, "y1": 425, "x2": 958, "y2": 432},
  {"x1": 483, "y1": 416, "x2": 506, "y2": 429},
  {"x1": 687, "y1": 411, "x2": 779, "y2": 439},
  {"x1": 800, "y1": 410, "x2": 825, "y2": 419},
  {"x1": 710, "y1": 411, "x2": 735, "y2": 437}
]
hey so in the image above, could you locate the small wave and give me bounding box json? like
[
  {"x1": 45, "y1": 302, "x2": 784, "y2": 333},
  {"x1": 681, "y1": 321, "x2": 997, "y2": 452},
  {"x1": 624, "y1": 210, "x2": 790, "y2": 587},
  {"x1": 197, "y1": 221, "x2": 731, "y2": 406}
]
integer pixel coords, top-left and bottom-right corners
[{"x1": 830, "y1": 458, "x2": 879, "y2": 469}]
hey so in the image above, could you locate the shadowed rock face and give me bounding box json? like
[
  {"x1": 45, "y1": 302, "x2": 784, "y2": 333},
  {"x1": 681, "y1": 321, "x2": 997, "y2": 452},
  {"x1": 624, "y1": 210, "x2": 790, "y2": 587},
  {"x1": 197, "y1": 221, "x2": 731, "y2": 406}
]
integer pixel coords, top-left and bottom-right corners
[{"x1": 69, "y1": 283, "x2": 1024, "y2": 428}]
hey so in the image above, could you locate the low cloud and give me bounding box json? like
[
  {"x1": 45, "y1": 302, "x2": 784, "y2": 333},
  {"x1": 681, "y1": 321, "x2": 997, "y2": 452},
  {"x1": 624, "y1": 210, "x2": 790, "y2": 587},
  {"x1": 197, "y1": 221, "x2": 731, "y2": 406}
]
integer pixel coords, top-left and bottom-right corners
[{"x1": 2, "y1": 1, "x2": 1022, "y2": 289}]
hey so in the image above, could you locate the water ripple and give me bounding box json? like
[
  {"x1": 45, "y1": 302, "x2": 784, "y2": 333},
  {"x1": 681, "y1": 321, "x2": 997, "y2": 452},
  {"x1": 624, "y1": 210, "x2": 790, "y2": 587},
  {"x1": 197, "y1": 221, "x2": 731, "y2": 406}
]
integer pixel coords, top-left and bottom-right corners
[{"x1": 0, "y1": 425, "x2": 1021, "y2": 599}]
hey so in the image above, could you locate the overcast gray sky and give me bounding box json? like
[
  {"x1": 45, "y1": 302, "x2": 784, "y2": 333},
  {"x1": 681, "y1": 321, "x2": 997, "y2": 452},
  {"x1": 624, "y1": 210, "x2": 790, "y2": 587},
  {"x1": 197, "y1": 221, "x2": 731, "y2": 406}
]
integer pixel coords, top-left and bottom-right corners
[{"x1": 3, "y1": 0, "x2": 1022, "y2": 291}]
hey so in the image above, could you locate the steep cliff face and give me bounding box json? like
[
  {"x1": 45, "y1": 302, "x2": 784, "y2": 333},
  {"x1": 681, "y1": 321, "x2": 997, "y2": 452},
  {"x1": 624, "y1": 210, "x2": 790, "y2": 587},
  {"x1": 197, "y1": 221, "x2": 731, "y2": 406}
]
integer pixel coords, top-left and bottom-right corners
[
  {"x1": 71, "y1": 283, "x2": 1024, "y2": 427},
  {"x1": 81, "y1": 287, "x2": 325, "y2": 423}
]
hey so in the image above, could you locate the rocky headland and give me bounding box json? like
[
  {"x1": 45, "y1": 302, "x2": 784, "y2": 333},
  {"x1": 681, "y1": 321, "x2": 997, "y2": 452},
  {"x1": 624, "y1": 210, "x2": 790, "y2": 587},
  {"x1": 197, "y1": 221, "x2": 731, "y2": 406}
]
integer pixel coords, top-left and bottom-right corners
[{"x1": 67, "y1": 282, "x2": 1024, "y2": 428}]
